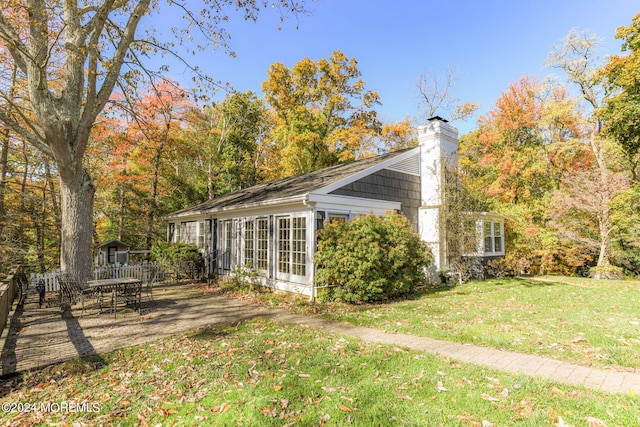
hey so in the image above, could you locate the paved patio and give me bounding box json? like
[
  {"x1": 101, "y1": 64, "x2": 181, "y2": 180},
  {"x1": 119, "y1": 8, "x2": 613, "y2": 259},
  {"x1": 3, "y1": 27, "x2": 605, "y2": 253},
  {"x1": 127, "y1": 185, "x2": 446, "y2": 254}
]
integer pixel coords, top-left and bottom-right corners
[{"x1": 1, "y1": 282, "x2": 639, "y2": 395}]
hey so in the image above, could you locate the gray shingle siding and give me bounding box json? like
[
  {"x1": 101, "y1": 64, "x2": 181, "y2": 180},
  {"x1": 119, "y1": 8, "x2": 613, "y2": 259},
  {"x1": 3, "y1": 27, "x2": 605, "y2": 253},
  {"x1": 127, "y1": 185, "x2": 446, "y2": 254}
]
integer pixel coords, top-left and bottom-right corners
[{"x1": 330, "y1": 169, "x2": 421, "y2": 230}]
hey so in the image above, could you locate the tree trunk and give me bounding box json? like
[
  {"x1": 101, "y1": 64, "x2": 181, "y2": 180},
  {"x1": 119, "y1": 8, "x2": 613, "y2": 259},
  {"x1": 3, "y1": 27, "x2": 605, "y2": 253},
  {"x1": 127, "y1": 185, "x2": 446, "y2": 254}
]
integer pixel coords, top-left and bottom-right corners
[
  {"x1": 37, "y1": 185, "x2": 47, "y2": 273},
  {"x1": 145, "y1": 150, "x2": 161, "y2": 251},
  {"x1": 118, "y1": 170, "x2": 126, "y2": 241},
  {"x1": 44, "y1": 161, "x2": 61, "y2": 238},
  {"x1": 0, "y1": 127, "x2": 8, "y2": 239},
  {"x1": 59, "y1": 167, "x2": 95, "y2": 281}
]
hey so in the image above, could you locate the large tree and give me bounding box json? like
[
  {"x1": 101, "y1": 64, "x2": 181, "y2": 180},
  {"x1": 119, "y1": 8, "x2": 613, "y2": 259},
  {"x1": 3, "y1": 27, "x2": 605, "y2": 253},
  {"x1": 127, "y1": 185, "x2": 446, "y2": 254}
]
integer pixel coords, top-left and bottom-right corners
[
  {"x1": 547, "y1": 29, "x2": 627, "y2": 277},
  {"x1": 0, "y1": 0, "x2": 305, "y2": 279},
  {"x1": 262, "y1": 50, "x2": 382, "y2": 177}
]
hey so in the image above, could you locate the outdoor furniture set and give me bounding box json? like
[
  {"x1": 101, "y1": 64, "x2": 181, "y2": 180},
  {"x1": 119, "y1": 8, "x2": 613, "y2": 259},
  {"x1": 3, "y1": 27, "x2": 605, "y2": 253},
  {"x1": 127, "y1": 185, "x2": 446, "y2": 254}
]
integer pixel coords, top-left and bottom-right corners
[{"x1": 21, "y1": 266, "x2": 158, "y2": 318}]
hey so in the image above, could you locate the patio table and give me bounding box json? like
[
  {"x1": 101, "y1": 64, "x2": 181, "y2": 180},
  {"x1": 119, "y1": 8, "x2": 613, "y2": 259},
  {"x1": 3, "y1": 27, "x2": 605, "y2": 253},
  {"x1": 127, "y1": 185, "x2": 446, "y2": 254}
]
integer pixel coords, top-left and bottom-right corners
[{"x1": 86, "y1": 277, "x2": 142, "y2": 318}]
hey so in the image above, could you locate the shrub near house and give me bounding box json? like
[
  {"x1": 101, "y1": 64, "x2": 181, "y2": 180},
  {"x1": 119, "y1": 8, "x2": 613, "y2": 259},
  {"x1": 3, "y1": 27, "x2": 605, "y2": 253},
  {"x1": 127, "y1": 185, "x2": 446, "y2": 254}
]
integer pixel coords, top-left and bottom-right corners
[{"x1": 315, "y1": 212, "x2": 432, "y2": 303}]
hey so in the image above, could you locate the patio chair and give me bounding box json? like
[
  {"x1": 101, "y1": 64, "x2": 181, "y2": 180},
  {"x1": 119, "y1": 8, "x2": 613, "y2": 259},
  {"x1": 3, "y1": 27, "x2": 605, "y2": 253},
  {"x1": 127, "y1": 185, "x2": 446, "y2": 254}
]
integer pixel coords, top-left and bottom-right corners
[
  {"x1": 15, "y1": 271, "x2": 29, "y2": 308},
  {"x1": 141, "y1": 266, "x2": 158, "y2": 311},
  {"x1": 58, "y1": 274, "x2": 94, "y2": 316}
]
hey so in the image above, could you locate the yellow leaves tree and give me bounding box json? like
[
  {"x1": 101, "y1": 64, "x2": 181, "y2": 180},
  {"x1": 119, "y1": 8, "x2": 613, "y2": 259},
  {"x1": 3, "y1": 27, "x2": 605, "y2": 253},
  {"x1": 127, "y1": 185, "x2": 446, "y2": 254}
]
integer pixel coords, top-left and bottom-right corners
[{"x1": 262, "y1": 50, "x2": 382, "y2": 177}]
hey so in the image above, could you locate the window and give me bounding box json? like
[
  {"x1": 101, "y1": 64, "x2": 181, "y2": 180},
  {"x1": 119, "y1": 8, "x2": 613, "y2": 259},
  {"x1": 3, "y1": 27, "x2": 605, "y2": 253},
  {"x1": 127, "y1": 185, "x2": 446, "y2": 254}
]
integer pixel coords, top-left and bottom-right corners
[
  {"x1": 220, "y1": 220, "x2": 233, "y2": 270},
  {"x1": 483, "y1": 220, "x2": 504, "y2": 255},
  {"x1": 197, "y1": 222, "x2": 205, "y2": 250},
  {"x1": 168, "y1": 223, "x2": 175, "y2": 242},
  {"x1": 244, "y1": 219, "x2": 255, "y2": 267},
  {"x1": 328, "y1": 213, "x2": 348, "y2": 224},
  {"x1": 292, "y1": 217, "x2": 306, "y2": 276},
  {"x1": 256, "y1": 218, "x2": 269, "y2": 270},
  {"x1": 278, "y1": 217, "x2": 291, "y2": 274},
  {"x1": 276, "y1": 215, "x2": 307, "y2": 280},
  {"x1": 181, "y1": 221, "x2": 197, "y2": 245},
  {"x1": 484, "y1": 221, "x2": 493, "y2": 253}
]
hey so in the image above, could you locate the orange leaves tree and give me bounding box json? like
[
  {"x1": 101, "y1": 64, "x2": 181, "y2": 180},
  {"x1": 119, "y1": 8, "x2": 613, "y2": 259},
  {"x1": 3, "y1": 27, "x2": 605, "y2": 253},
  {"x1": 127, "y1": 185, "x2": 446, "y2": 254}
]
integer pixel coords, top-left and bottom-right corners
[
  {"x1": 262, "y1": 50, "x2": 382, "y2": 177},
  {"x1": 459, "y1": 76, "x2": 591, "y2": 275},
  {"x1": 0, "y1": 0, "x2": 307, "y2": 279}
]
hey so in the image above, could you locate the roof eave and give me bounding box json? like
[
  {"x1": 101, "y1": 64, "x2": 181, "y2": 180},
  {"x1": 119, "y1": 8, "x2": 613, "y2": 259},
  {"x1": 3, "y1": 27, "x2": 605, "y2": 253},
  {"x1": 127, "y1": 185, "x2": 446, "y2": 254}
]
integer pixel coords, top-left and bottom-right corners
[{"x1": 165, "y1": 194, "x2": 310, "y2": 220}]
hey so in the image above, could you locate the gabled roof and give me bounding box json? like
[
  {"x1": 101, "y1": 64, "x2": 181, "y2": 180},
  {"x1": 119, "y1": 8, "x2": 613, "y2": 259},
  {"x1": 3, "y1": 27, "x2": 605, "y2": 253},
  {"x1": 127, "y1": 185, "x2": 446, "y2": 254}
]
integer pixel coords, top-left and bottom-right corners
[
  {"x1": 167, "y1": 147, "x2": 418, "y2": 219},
  {"x1": 96, "y1": 239, "x2": 130, "y2": 249}
]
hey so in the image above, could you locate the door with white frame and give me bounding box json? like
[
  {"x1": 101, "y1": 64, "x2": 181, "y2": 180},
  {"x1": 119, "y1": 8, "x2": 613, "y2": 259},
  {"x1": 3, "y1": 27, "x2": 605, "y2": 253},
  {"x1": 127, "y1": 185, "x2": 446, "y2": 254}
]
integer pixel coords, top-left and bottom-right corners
[{"x1": 275, "y1": 214, "x2": 308, "y2": 283}]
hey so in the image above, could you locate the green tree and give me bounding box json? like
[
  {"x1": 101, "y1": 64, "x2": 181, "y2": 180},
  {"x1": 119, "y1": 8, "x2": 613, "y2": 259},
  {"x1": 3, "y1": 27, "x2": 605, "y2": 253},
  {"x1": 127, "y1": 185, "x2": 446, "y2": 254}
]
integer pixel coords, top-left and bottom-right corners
[
  {"x1": 601, "y1": 12, "x2": 640, "y2": 183},
  {"x1": 262, "y1": 50, "x2": 382, "y2": 177},
  {"x1": 181, "y1": 91, "x2": 270, "y2": 200}
]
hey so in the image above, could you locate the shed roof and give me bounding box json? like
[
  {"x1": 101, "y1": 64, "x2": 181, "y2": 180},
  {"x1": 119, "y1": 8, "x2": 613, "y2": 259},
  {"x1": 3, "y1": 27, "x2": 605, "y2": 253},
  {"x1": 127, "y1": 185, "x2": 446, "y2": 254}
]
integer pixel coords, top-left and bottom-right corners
[
  {"x1": 96, "y1": 239, "x2": 130, "y2": 249},
  {"x1": 167, "y1": 148, "x2": 415, "y2": 218}
]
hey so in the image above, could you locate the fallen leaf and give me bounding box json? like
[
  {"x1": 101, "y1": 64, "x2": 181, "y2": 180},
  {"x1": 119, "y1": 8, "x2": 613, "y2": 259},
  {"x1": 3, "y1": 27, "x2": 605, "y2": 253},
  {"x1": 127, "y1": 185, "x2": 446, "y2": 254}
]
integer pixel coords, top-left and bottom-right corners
[
  {"x1": 338, "y1": 404, "x2": 352, "y2": 412},
  {"x1": 261, "y1": 407, "x2": 277, "y2": 417},
  {"x1": 556, "y1": 416, "x2": 576, "y2": 427},
  {"x1": 585, "y1": 417, "x2": 607, "y2": 427},
  {"x1": 480, "y1": 393, "x2": 499, "y2": 402},
  {"x1": 437, "y1": 381, "x2": 448, "y2": 392}
]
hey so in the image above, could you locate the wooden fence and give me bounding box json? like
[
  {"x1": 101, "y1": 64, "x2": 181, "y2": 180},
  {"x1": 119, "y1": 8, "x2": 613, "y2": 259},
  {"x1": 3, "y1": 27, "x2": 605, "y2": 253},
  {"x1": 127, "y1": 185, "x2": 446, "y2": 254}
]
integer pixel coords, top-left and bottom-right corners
[{"x1": 29, "y1": 263, "x2": 163, "y2": 292}]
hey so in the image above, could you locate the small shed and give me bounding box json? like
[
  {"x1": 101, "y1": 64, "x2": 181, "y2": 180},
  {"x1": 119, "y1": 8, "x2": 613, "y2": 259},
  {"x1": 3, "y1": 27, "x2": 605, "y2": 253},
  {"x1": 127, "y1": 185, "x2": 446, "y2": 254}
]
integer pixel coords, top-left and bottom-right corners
[{"x1": 96, "y1": 240, "x2": 130, "y2": 266}]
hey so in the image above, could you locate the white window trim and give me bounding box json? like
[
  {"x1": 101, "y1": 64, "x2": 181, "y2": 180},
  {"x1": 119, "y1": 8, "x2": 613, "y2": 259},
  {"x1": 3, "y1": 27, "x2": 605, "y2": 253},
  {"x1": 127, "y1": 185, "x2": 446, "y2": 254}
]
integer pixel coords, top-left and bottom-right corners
[{"x1": 483, "y1": 220, "x2": 505, "y2": 256}]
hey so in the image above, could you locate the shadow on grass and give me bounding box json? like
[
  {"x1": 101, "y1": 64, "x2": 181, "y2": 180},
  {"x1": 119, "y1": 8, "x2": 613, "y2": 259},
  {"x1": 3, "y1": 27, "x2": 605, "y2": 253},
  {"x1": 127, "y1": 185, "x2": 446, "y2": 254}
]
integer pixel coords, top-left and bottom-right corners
[{"x1": 188, "y1": 326, "x2": 232, "y2": 341}]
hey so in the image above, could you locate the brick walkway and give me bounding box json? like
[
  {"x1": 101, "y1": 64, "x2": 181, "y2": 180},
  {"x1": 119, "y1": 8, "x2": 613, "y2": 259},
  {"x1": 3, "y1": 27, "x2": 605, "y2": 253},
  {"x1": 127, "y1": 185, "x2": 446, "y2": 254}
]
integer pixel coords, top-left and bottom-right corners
[{"x1": 1, "y1": 282, "x2": 638, "y2": 395}]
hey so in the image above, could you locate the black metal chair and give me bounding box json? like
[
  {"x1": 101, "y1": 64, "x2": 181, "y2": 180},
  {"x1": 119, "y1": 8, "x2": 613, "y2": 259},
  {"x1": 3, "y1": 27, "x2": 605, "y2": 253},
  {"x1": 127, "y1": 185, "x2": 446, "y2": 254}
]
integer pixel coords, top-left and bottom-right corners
[
  {"x1": 15, "y1": 272, "x2": 29, "y2": 308},
  {"x1": 58, "y1": 273, "x2": 91, "y2": 316},
  {"x1": 141, "y1": 265, "x2": 158, "y2": 312}
]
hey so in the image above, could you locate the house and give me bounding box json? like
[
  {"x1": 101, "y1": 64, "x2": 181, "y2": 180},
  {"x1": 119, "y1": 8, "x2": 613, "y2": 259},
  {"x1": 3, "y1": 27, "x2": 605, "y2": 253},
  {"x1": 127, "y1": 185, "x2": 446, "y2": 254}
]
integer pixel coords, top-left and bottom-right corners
[
  {"x1": 165, "y1": 117, "x2": 505, "y2": 297},
  {"x1": 95, "y1": 240, "x2": 130, "y2": 266}
]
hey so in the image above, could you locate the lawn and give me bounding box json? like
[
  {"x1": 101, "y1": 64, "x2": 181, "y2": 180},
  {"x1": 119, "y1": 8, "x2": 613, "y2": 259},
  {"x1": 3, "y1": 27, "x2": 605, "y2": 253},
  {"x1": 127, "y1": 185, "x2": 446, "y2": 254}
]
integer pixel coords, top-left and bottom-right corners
[
  {"x1": 1, "y1": 318, "x2": 638, "y2": 427},
  {"x1": 247, "y1": 276, "x2": 640, "y2": 370}
]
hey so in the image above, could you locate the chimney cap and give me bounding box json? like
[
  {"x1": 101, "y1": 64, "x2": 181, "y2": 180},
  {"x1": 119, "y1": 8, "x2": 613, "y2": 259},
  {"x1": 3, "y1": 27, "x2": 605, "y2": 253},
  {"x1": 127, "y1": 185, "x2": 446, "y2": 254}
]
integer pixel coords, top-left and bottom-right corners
[{"x1": 427, "y1": 116, "x2": 449, "y2": 123}]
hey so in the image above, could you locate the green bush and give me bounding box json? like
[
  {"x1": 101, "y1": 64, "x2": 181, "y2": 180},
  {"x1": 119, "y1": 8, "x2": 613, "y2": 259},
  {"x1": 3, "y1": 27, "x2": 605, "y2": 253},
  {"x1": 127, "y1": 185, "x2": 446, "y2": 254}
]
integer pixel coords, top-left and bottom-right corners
[
  {"x1": 152, "y1": 241, "x2": 203, "y2": 278},
  {"x1": 315, "y1": 212, "x2": 432, "y2": 303},
  {"x1": 588, "y1": 265, "x2": 624, "y2": 280}
]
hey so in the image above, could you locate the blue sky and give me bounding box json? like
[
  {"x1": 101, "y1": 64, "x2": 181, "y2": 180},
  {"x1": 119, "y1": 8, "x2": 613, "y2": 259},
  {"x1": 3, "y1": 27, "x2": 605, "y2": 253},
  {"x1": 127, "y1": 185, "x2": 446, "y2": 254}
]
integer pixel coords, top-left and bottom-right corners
[{"x1": 151, "y1": 1, "x2": 638, "y2": 135}]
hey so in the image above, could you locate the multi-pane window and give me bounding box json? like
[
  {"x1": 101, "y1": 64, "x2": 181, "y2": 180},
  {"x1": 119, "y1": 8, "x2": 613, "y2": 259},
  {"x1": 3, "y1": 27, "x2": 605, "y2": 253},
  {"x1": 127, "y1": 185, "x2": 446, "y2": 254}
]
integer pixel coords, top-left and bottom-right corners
[
  {"x1": 257, "y1": 218, "x2": 269, "y2": 270},
  {"x1": 198, "y1": 222, "x2": 205, "y2": 250},
  {"x1": 168, "y1": 223, "x2": 176, "y2": 242},
  {"x1": 493, "y1": 222, "x2": 502, "y2": 253},
  {"x1": 276, "y1": 216, "x2": 307, "y2": 278},
  {"x1": 181, "y1": 221, "x2": 197, "y2": 245},
  {"x1": 483, "y1": 220, "x2": 504, "y2": 255},
  {"x1": 244, "y1": 219, "x2": 255, "y2": 267},
  {"x1": 328, "y1": 214, "x2": 348, "y2": 224},
  {"x1": 278, "y1": 217, "x2": 291, "y2": 274},
  {"x1": 292, "y1": 217, "x2": 306, "y2": 276},
  {"x1": 220, "y1": 220, "x2": 233, "y2": 270},
  {"x1": 484, "y1": 221, "x2": 493, "y2": 253}
]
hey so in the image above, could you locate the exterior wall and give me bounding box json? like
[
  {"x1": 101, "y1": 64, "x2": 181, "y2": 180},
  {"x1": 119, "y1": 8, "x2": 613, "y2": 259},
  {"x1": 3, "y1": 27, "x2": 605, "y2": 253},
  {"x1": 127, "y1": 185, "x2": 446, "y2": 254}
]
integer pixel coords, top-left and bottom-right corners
[
  {"x1": 329, "y1": 169, "x2": 421, "y2": 230},
  {"x1": 96, "y1": 243, "x2": 129, "y2": 265},
  {"x1": 209, "y1": 204, "x2": 316, "y2": 295}
]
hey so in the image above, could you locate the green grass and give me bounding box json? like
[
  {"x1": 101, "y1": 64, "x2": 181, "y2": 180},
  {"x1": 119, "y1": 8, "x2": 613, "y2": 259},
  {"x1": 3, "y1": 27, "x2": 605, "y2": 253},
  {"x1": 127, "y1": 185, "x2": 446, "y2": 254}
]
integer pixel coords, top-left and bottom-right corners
[
  {"x1": 248, "y1": 276, "x2": 640, "y2": 370},
  {"x1": 1, "y1": 318, "x2": 638, "y2": 426}
]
